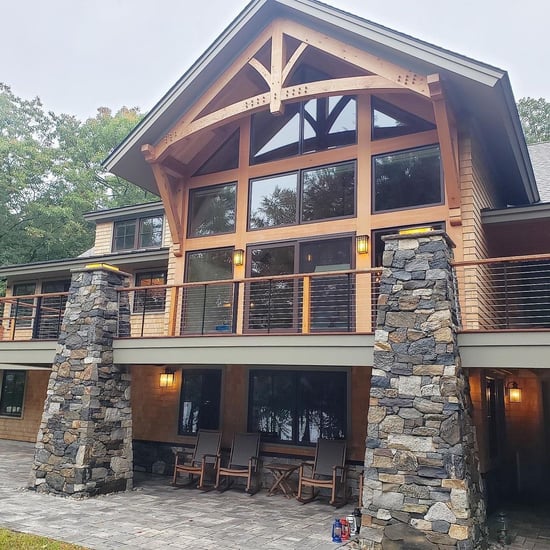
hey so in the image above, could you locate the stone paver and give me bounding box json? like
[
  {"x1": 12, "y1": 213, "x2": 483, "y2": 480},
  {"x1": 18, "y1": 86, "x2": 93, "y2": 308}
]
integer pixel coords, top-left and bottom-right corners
[
  {"x1": 0, "y1": 440, "x2": 357, "y2": 549},
  {"x1": 2, "y1": 440, "x2": 547, "y2": 549}
]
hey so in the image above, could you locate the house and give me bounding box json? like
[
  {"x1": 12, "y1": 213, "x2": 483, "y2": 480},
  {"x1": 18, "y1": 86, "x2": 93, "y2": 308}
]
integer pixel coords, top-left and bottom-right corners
[{"x1": 1, "y1": 0, "x2": 550, "y2": 547}]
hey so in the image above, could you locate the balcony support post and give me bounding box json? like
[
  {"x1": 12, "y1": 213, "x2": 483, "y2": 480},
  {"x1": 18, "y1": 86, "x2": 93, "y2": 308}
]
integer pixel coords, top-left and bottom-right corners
[
  {"x1": 28, "y1": 264, "x2": 133, "y2": 497},
  {"x1": 363, "y1": 230, "x2": 487, "y2": 548}
]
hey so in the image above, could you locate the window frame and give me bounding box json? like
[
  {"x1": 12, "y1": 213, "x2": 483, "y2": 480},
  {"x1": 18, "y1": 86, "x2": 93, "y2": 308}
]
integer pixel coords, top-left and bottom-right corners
[
  {"x1": 0, "y1": 370, "x2": 26, "y2": 418},
  {"x1": 247, "y1": 368, "x2": 348, "y2": 446},
  {"x1": 12, "y1": 282, "x2": 36, "y2": 329},
  {"x1": 187, "y1": 181, "x2": 237, "y2": 238},
  {"x1": 132, "y1": 270, "x2": 168, "y2": 314},
  {"x1": 178, "y1": 368, "x2": 223, "y2": 436},
  {"x1": 371, "y1": 144, "x2": 443, "y2": 214},
  {"x1": 112, "y1": 215, "x2": 164, "y2": 252},
  {"x1": 247, "y1": 160, "x2": 356, "y2": 231}
]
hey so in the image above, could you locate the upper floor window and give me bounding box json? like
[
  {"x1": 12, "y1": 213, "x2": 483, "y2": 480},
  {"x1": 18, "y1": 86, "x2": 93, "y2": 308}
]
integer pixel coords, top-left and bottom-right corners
[
  {"x1": 133, "y1": 271, "x2": 167, "y2": 313},
  {"x1": 250, "y1": 96, "x2": 356, "y2": 165},
  {"x1": 373, "y1": 145, "x2": 442, "y2": 213},
  {"x1": 113, "y1": 216, "x2": 163, "y2": 251},
  {"x1": 372, "y1": 97, "x2": 435, "y2": 141},
  {"x1": 12, "y1": 283, "x2": 36, "y2": 328},
  {"x1": 248, "y1": 161, "x2": 355, "y2": 230},
  {"x1": 0, "y1": 370, "x2": 26, "y2": 417},
  {"x1": 188, "y1": 183, "x2": 236, "y2": 237},
  {"x1": 182, "y1": 248, "x2": 235, "y2": 334}
]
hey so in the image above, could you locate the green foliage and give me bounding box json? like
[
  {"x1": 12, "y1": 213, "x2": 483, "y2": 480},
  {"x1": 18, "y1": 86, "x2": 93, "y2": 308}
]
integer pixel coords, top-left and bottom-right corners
[
  {"x1": 518, "y1": 97, "x2": 550, "y2": 144},
  {"x1": 0, "y1": 84, "x2": 156, "y2": 267}
]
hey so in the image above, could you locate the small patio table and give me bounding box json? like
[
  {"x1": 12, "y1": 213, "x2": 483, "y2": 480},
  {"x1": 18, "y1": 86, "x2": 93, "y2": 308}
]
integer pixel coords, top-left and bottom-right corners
[{"x1": 265, "y1": 462, "x2": 299, "y2": 498}]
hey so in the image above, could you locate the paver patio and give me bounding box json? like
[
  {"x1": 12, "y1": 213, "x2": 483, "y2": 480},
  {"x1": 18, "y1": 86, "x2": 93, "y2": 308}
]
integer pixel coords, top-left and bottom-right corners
[
  {"x1": 2, "y1": 440, "x2": 548, "y2": 549},
  {"x1": 0, "y1": 440, "x2": 358, "y2": 549}
]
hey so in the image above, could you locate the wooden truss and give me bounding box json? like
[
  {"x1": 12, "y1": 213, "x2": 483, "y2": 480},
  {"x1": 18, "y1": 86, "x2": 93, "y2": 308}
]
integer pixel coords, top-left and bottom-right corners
[{"x1": 142, "y1": 17, "x2": 462, "y2": 250}]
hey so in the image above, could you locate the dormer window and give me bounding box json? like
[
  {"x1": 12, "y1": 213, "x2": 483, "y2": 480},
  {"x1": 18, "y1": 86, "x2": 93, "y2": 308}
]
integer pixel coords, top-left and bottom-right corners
[{"x1": 113, "y1": 216, "x2": 163, "y2": 251}]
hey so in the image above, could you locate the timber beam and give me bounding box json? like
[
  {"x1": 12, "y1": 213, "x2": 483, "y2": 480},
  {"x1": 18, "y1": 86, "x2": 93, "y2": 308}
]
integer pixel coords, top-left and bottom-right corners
[
  {"x1": 428, "y1": 74, "x2": 462, "y2": 226},
  {"x1": 142, "y1": 144, "x2": 184, "y2": 256}
]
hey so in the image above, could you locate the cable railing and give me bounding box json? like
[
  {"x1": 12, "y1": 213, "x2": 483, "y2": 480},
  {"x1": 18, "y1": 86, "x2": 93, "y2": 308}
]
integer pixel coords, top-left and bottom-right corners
[
  {"x1": 453, "y1": 254, "x2": 550, "y2": 331},
  {"x1": 5, "y1": 255, "x2": 550, "y2": 341},
  {"x1": 0, "y1": 292, "x2": 68, "y2": 341},
  {"x1": 117, "y1": 269, "x2": 381, "y2": 338}
]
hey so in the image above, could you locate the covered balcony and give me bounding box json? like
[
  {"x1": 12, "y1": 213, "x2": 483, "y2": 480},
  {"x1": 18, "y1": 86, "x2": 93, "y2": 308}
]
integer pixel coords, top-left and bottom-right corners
[{"x1": 3, "y1": 254, "x2": 550, "y2": 343}]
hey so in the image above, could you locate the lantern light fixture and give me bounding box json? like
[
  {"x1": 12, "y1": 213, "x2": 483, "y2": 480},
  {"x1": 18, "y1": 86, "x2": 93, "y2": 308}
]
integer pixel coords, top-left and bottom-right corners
[
  {"x1": 159, "y1": 367, "x2": 175, "y2": 388},
  {"x1": 356, "y1": 235, "x2": 369, "y2": 255},
  {"x1": 233, "y1": 248, "x2": 244, "y2": 266},
  {"x1": 507, "y1": 381, "x2": 522, "y2": 403}
]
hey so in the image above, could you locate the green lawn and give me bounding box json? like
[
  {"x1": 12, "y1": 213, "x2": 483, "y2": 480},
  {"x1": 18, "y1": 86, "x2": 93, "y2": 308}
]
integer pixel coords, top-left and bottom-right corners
[{"x1": 0, "y1": 528, "x2": 87, "y2": 549}]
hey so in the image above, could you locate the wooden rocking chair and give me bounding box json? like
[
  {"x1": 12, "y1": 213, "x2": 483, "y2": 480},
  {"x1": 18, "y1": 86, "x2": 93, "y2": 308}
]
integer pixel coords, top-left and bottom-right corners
[
  {"x1": 297, "y1": 439, "x2": 348, "y2": 507},
  {"x1": 172, "y1": 430, "x2": 221, "y2": 489},
  {"x1": 215, "y1": 432, "x2": 261, "y2": 494}
]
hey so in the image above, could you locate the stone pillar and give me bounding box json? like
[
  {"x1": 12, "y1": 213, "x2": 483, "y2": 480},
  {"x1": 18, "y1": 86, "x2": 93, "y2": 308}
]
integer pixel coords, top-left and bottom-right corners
[
  {"x1": 362, "y1": 231, "x2": 486, "y2": 549},
  {"x1": 29, "y1": 265, "x2": 133, "y2": 497}
]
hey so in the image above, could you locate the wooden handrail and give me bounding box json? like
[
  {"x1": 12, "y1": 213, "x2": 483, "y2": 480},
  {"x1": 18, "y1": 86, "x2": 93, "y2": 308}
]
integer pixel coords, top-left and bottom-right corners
[
  {"x1": 453, "y1": 252, "x2": 550, "y2": 268},
  {"x1": 117, "y1": 267, "x2": 384, "y2": 293}
]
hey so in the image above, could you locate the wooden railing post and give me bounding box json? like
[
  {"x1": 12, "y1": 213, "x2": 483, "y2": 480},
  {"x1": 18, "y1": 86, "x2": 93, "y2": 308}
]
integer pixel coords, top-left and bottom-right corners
[
  {"x1": 302, "y1": 275, "x2": 311, "y2": 334},
  {"x1": 168, "y1": 286, "x2": 179, "y2": 337}
]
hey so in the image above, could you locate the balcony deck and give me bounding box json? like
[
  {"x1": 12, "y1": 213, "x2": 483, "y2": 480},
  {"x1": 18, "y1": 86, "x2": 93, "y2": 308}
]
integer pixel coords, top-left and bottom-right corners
[{"x1": 2, "y1": 255, "x2": 550, "y2": 369}]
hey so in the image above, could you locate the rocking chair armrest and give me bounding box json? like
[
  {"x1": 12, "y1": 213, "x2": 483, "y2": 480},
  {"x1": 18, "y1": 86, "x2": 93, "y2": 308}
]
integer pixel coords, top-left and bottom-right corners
[
  {"x1": 299, "y1": 460, "x2": 315, "y2": 475},
  {"x1": 201, "y1": 453, "x2": 221, "y2": 467},
  {"x1": 173, "y1": 448, "x2": 193, "y2": 465},
  {"x1": 248, "y1": 456, "x2": 260, "y2": 471},
  {"x1": 332, "y1": 464, "x2": 348, "y2": 480}
]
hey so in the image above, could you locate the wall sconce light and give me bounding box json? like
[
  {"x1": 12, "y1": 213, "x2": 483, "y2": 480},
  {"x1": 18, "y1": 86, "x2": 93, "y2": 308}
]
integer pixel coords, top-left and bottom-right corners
[
  {"x1": 507, "y1": 381, "x2": 522, "y2": 403},
  {"x1": 356, "y1": 235, "x2": 369, "y2": 255},
  {"x1": 159, "y1": 367, "x2": 175, "y2": 388},
  {"x1": 233, "y1": 248, "x2": 244, "y2": 266}
]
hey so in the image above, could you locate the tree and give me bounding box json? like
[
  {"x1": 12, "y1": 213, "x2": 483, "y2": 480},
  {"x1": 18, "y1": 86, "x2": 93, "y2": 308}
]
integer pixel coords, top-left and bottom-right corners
[
  {"x1": 517, "y1": 97, "x2": 550, "y2": 144},
  {"x1": 0, "y1": 84, "x2": 156, "y2": 269}
]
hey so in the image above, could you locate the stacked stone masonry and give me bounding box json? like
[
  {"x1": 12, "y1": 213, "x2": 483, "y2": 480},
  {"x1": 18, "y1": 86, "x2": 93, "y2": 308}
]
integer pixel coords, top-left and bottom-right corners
[
  {"x1": 363, "y1": 231, "x2": 486, "y2": 550},
  {"x1": 28, "y1": 266, "x2": 133, "y2": 497}
]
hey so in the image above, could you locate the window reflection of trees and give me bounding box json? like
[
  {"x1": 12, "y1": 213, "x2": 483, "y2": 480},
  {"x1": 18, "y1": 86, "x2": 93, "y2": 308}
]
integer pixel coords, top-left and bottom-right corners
[
  {"x1": 248, "y1": 370, "x2": 347, "y2": 445},
  {"x1": 188, "y1": 183, "x2": 236, "y2": 237}
]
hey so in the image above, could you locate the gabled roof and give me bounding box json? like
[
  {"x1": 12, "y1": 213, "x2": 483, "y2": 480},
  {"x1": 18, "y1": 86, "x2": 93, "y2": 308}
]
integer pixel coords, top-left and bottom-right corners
[{"x1": 103, "y1": 0, "x2": 537, "y2": 205}]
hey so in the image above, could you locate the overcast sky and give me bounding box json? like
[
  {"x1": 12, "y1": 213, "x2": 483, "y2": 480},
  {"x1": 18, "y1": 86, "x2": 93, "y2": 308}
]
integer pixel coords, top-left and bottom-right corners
[{"x1": 1, "y1": 0, "x2": 547, "y2": 120}]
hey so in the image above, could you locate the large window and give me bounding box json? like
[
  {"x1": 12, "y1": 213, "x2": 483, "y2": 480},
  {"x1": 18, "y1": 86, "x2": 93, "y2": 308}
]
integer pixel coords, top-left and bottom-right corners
[
  {"x1": 179, "y1": 369, "x2": 222, "y2": 435},
  {"x1": 12, "y1": 283, "x2": 36, "y2": 328},
  {"x1": 248, "y1": 369, "x2": 347, "y2": 445},
  {"x1": 248, "y1": 161, "x2": 355, "y2": 229},
  {"x1": 0, "y1": 370, "x2": 26, "y2": 417},
  {"x1": 182, "y1": 248, "x2": 235, "y2": 334},
  {"x1": 188, "y1": 183, "x2": 236, "y2": 237},
  {"x1": 250, "y1": 96, "x2": 356, "y2": 164},
  {"x1": 246, "y1": 237, "x2": 353, "y2": 332},
  {"x1": 113, "y1": 216, "x2": 163, "y2": 251},
  {"x1": 133, "y1": 271, "x2": 167, "y2": 313},
  {"x1": 373, "y1": 145, "x2": 442, "y2": 212}
]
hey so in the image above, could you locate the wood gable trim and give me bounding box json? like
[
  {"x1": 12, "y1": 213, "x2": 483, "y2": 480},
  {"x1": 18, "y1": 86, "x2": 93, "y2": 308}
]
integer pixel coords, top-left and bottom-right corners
[{"x1": 152, "y1": 17, "x2": 430, "y2": 161}]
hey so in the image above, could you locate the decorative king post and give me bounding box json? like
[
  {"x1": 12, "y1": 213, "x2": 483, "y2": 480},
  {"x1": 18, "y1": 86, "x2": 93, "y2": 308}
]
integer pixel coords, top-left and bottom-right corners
[
  {"x1": 29, "y1": 264, "x2": 132, "y2": 497},
  {"x1": 362, "y1": 231, "x2": 486, "y2": 549}
]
